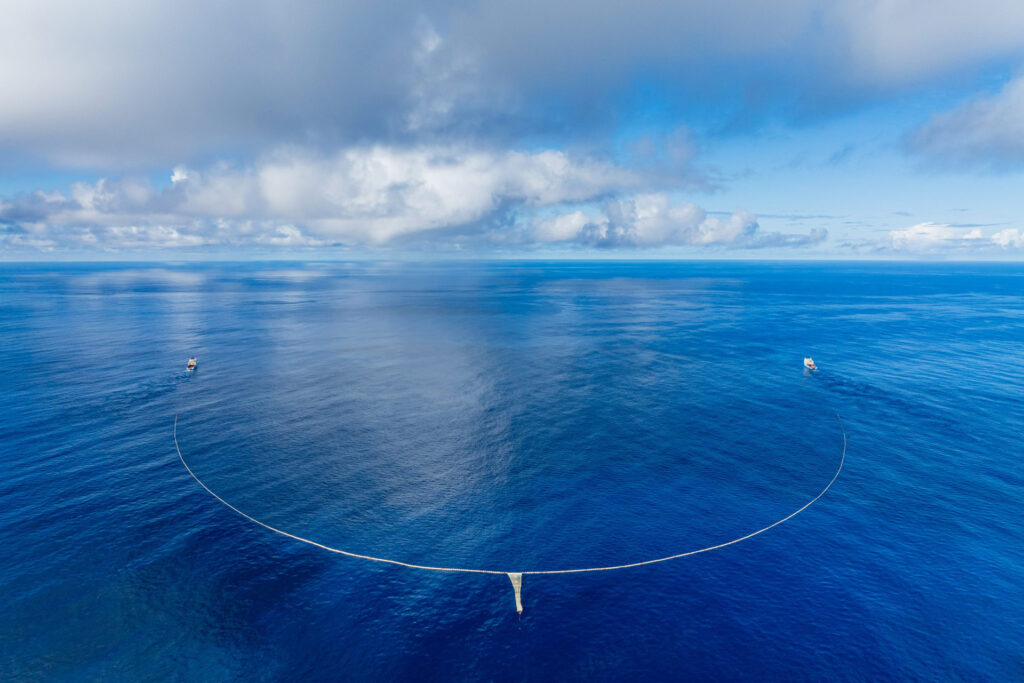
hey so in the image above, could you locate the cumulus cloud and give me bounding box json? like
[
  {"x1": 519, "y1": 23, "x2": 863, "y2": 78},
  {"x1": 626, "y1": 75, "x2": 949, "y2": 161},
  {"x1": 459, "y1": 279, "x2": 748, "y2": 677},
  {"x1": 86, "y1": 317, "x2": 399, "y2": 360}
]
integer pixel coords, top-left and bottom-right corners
[
  {"x1": 0, "y1": 145, "x2": 624, "y2": 250},
  {"x1": 990, "y1": 228, "x2": 1024, "y2": 248},
  {"x1": 0, "y1": 146, "x2": 633, "y2": 248},
  {"x1": 531, "y1": 196, "x2": 826, "y2": 249},
  {"x1": 0, "y1": 144, "x2": 828, "y2": 253},
  {"x1": 887, "y1": 222, "x2": 1022, "y2": 251},
  {"x1": 908, "y1": 75, "x2": 1024, "y2": 167}
]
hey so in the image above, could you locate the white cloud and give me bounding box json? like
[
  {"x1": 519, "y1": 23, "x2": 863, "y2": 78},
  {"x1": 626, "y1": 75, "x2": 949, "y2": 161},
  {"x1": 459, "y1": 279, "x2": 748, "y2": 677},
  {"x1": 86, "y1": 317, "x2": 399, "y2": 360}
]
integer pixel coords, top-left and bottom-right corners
[
  {"x1": 240, "y1": 145, "x2": 639, "y2": 242},
  {"x1": 991, "y1": 228, "x2": 1024, "y2": 248},
  {"x1": 0, "y1": 143, "x2": 828, "y2": 253},
  {"x1": 1, "y1": 144, "x2": 636, "y2": 250},
  {"x1": 532, "y1": 196, "x2": 825, "y2": 249},
  {"x1": 254, "y1": 224, "x2": 325, "y2": 247},
  {"x1": 888, "y1": 222, "x2": 1022, "y2": 251},
  {"x1": 533, "y1": 210, "x2": 596, "y2": 242}
]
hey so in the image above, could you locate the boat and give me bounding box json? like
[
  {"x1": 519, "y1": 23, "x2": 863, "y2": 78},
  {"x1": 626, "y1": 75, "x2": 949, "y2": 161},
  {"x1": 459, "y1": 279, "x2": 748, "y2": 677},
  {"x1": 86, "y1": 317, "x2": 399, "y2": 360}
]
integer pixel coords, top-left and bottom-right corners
[
  {"x1": 187, "y1": 357, "x2": 197, "y2": 371},
  {"x1": 803, "y1": 357, "x2": 818, "y2": 371}
]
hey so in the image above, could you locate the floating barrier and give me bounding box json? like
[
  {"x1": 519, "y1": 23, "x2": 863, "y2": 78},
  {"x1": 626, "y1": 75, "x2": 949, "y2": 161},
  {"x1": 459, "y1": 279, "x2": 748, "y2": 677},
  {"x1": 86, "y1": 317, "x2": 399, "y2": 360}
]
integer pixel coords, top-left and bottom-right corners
[{"x1": 174, "y1": 414, "x2": 846, "y2": 613}]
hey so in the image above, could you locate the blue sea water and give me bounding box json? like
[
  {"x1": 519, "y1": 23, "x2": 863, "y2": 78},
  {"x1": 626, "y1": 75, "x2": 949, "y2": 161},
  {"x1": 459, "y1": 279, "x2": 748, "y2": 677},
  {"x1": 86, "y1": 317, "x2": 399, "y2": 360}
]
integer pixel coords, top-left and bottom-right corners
[{"x1": 1, "y1": 261, "x2": 1022, "y2": 681}]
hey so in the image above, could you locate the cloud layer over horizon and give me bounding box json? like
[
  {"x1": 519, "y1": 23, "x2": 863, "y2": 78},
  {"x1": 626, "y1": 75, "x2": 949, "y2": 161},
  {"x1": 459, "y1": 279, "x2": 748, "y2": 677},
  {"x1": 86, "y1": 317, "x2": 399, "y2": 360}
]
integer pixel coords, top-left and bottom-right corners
[
  {"x1": 1, "y1": 1, "x2": 1023, "y2": 257},
  {"x1": 1, "y1": 144, "x2": 829, "y2": 252}
]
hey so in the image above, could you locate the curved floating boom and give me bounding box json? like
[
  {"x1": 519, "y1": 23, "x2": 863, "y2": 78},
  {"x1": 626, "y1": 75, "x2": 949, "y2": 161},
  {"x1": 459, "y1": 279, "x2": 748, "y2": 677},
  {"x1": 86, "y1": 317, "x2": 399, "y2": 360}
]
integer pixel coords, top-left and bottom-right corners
[{"x1": 173, "y1": 414, "x2": 846, "y2": 612}]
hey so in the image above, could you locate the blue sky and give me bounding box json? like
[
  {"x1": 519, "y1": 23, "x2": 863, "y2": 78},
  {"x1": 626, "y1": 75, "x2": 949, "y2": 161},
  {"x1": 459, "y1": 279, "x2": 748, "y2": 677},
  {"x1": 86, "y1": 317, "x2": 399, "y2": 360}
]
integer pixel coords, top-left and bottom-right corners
[{"x1": 2, "y1": 1, "x2": 1023, "y2": 260}]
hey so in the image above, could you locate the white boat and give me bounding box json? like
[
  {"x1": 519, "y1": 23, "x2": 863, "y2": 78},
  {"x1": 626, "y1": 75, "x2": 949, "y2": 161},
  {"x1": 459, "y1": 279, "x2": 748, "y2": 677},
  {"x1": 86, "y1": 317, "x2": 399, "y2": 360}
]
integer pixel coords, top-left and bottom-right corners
[
  {"x1": 187, "y1": 357, "x2": 197, "y2": 371},
  {"x1": 803, "y1": 356, "x2": 818, "y2": 371}
]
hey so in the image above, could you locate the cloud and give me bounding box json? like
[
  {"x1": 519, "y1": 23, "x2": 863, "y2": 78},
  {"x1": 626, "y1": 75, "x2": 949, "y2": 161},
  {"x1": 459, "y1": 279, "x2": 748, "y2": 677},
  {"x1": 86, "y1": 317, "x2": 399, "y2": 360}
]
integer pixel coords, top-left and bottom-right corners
[
  {"x1": 832, "y1": 1, "x2": 1024, "y2": 86},
  {"x1": 887, "y1": 222, "x2": 1022, "y2": 251},
  {"x1": 0, "y1": 2, "x2": 430, "y2": 166},
  {"x1": 0, "y1": 144, "x2": 828, "y2": 253},
  {"x1": 531, "y1": 195, "x2": 826, "y2": 249},
  {"x1": 3, "y1": 2, "x2": 1024, "y2": 167},
  {"x1": 750, "y1": 227, "x2": 828, "y2": 248},
  {"x1": 908, "y1": 75, "x2": 1024, "y2": 167},
  {"x1": 0, "y1": 144, "x2": 632, "y2": 251},
  {"x1": 4, "y1": 145, "x2": 628, "y2": 229},
  {"x1": 991, "y1": 228, "x2": 1024, "y2": 248}
]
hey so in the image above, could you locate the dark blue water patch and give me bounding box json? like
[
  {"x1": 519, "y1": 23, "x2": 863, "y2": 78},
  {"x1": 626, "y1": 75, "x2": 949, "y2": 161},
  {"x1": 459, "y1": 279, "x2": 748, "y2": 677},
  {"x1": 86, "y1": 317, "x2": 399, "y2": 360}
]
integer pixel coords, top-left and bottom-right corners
[{"x1": 1, "y1": 261, "x2": 1023, "y2": 680}]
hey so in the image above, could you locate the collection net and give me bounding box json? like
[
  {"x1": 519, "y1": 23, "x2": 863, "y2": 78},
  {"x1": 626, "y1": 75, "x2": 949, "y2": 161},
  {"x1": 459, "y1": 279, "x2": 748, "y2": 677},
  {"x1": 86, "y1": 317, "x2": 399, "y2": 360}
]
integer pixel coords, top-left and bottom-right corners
[{"x1": 174, "y1": 414, "x2": 846, "y2": 613}]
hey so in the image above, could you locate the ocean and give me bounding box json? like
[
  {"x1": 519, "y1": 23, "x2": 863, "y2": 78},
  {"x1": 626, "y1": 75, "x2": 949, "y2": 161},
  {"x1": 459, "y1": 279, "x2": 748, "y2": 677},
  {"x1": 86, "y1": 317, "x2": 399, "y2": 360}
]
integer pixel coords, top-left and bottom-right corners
[{"x1": 1, "y1": 261, "x2": 1022, "y2": 680}]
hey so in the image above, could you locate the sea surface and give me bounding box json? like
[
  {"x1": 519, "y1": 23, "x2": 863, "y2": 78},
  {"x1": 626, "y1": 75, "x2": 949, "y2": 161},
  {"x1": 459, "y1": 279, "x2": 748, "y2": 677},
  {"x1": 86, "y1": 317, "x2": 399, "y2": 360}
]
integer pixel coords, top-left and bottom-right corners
[{"x1": 1, "y1": 261, "x2": 1022, "y2": 681}]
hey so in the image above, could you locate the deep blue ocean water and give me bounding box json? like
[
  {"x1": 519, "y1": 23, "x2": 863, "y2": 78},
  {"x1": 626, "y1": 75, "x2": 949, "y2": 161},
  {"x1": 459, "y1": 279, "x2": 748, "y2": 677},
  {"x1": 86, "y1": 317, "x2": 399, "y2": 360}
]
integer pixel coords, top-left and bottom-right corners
[{"x1": 1, "y1": 261, "x2": 1022, "y2": 681}]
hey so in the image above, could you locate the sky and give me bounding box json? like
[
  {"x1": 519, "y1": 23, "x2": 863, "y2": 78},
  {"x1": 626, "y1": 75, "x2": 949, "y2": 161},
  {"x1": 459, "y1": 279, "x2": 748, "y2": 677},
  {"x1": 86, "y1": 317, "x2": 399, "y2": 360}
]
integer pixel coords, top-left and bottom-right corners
[{"x1": 1, "y1": 0, "x2": 1024, "y2": 260}]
